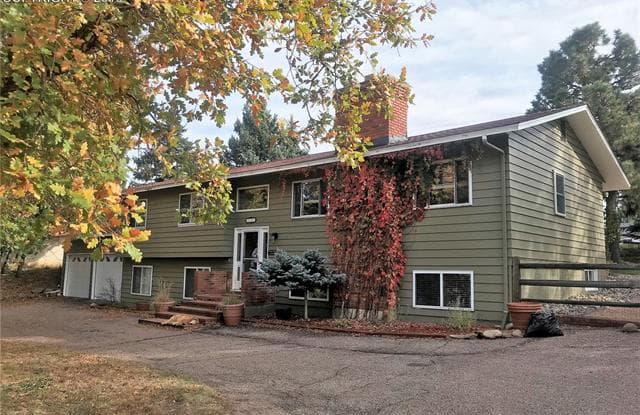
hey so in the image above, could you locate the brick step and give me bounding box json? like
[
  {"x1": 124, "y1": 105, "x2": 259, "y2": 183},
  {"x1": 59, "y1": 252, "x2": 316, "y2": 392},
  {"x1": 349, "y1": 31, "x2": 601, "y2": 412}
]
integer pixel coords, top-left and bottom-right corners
[
  {"x1": 155, "y1": 311, "x2": 218, "y2": 323},
  {"x1": 180, "y1": 299, "x2": 222, "y2": 309},
  {"x1": 170, "y1": 305, "x2": 222, "y2": 317},
  {"x1": 194, "y1": 294, "x2": 223, "y2": 302}
]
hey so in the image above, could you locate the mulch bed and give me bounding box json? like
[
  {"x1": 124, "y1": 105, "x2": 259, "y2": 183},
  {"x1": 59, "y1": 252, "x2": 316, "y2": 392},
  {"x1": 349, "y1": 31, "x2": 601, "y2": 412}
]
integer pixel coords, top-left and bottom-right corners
[{"x1": 247, "y1": 316, "x2": 489, "y2": 338}]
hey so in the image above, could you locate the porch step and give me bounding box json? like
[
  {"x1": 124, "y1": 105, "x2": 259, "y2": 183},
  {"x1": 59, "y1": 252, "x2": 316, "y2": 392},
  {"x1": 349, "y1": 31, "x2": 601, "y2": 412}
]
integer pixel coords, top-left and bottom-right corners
[
  {"x1": 155, "y1": 311, "x2": 219, "y2": 323},
  {"x1": 181, "y1": 299, "x2": 222, "y2": 309},
  {"x1": 170, "y1": 305, "x2": 222, "y2": 317}
]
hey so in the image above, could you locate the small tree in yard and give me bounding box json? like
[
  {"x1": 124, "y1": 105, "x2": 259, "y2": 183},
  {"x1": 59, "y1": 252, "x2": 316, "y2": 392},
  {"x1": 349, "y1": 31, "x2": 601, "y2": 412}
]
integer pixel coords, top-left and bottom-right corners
[{"x1": 257, "y1": 250, "x2": 344, "y2": 320}]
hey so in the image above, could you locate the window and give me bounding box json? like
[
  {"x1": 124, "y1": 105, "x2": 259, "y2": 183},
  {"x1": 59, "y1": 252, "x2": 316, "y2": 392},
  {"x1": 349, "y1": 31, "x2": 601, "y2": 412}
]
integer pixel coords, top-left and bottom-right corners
[
  {"x1": 183, "y1": 266, "x2": 211, "y2": 299},
  {"x1": 130, "y1": 199, "x2": 147, "y2": 228},
  {"x1": 413, "y1": 271, "x2": 473, "y2": 310},
  {"x1": 289, "y1": 287, "x2": 329, "y2": 302},
  {"x1": 553, "y1": 171, "x2": 566, "y2": 216},
  {"x1": 584, "y1": 269, "x2": 598, "y2": 292},
  {"x1": 178, "y1": 193, "x2": 204, "y2": 225},
  {"x1": 131, "y1": 265, "x2": 153, "y2": 296},
  {"x1": 292, "y1": 179, "x2": 327, "y2": 218},
  {"x1": 429, "y1": 160, "x2": 471, "y2": 207},
  {"x1": 236, "y1": 185, "x2": 269, "y2": 212}
]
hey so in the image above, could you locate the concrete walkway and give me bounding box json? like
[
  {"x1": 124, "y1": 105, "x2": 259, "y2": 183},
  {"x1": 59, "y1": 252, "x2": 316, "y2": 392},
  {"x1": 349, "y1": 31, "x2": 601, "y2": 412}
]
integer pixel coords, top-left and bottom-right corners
[{"x1": 2, "y1": 301, "x2": 639, "y2": 415}]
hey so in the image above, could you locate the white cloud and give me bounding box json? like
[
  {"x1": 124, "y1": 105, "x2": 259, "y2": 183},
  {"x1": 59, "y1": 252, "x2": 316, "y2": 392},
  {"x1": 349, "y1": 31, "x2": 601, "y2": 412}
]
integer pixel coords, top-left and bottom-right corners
[{"x1": 185, "y1": 0, "x2": 640, "y2": 152}]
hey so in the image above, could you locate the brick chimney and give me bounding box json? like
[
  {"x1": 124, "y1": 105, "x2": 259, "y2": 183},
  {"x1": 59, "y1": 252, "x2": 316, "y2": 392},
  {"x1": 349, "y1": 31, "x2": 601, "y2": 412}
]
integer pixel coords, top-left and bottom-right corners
[{"x1": 337, "y1": 75, "x2": 409, "y2": 147}]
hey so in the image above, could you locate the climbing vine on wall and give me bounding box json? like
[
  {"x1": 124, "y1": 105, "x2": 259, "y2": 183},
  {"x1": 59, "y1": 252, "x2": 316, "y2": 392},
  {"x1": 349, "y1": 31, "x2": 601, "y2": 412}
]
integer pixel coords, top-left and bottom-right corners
[{"x1": 324, "y1": 147, "x2": 444, "y2": 319}]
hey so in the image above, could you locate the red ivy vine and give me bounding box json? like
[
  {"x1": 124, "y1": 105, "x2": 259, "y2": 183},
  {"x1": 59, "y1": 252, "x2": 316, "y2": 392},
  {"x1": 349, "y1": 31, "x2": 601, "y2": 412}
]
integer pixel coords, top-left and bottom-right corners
[{"x1": 324, "y1": 147, "x2": 443, "y2": 319}]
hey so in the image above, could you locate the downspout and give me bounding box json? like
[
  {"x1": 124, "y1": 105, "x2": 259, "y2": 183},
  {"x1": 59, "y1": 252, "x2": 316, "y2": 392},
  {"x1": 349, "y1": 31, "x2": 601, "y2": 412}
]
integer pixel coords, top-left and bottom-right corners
[{"x1": 481, "y1": 136, "x2": 509, "y2": 328}]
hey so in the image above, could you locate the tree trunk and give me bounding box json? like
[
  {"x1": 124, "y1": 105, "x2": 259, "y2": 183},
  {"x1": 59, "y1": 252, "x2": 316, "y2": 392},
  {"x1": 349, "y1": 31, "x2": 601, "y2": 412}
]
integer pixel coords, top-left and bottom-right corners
[
  {"x1": 304, "y1": 292, "x2": 309, "y2": 320},
  {"x1": 0, "y1": 250, "x2": 10, "y2": 275},
  {"x1": 605, "y1": 192, "x2": 621, "y2": 263},
  {"x1": 15, "y1": 253, "x2": 26, "y2": 278}
]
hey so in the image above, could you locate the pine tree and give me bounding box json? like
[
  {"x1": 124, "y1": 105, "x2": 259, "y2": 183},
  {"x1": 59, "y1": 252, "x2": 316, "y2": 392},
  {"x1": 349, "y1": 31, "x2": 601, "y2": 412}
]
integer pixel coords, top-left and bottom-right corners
[
  {"x1": 223, "y1": 106, "x2": 307, "y2": 167},
  {"x1": 530, "y1": 23, "x2": 640, "y2": 262}
]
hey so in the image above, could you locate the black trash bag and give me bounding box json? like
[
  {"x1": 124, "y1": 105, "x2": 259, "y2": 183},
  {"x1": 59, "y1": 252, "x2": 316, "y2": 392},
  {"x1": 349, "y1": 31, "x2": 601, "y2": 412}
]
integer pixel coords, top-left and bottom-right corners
[{"x1": 525, "y1": 311, "x2": 563, "y2": 337}]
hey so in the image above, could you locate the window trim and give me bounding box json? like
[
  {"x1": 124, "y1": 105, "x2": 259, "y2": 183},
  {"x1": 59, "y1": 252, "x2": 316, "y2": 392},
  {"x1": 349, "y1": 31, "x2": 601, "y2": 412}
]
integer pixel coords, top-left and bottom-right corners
[
  {"x1": 553, "y1": 170, "x2": 566, "y2": 217},
  {"x1": 428, "y1": 159, "x2": 473, "y2": 209},
  {"x1": 133, "y1": 198, "x2": 148, "y2": 229},
  {"x1": 183, "y1": 266, "x2": 212, "y2": 299},
  {"x1": 412, "y1": 270, "x2": 474, "y2": 311},
  {"x1": 288, "y1": 288, "x2": 330, "y2": 302},
  {"x1": 130, "y1": 265, "x2": 153, "y2": 297},
  {"x1": 290, "y1": 178, "x2": 326, "y2": 219},
  {"x1": 177, "y1": 192, "x2": 204, "y2": 227},
  {"x1": 236, "y1": 184, "x2": 270, "y2": 212}
]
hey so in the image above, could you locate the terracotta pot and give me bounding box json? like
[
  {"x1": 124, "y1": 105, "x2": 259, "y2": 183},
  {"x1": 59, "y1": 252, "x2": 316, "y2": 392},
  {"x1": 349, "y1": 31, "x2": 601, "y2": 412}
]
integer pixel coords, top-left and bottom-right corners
[
  {"x1": 153, "y1": 300, "x2": 175, "y2": 313},
  {"x1": 508, "y1": 302, "x2": 543, "y2": 330},
  {"x1": 222, "y1": 303, "x2": 245, "y2": 326}
]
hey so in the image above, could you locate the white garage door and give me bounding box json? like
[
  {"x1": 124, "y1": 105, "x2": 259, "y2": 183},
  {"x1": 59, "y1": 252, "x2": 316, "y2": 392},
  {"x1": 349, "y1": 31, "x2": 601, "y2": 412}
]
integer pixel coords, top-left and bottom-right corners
[
  {"x1": 64, "y1": 254, "x2": 91, "y2": 298},
  {"x1": 92, "y1": 255, "x2": 123, "y2": 301}
]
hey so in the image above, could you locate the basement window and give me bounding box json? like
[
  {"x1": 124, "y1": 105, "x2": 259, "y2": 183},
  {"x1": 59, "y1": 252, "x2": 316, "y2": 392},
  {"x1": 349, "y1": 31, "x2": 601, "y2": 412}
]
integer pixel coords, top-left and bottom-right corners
[
  {"x1": 584, "y1": 269, "x2": 598, "y2": 292},
  {"x1": 429, "y1": 160, "x2": 471, "y2": 208},
  {"x1": 292, "y1": 179, "x2": 327, "y2": 218},
  {"x1": 553, "y1": 171, "x2": 566, "y2": 216},
  {"x1": 131, "y1": 265, "x2": 153, "y2": 296},
  {"x1": 413, "y1": 271, "x2": 474, "y2": 310},
  {"x1": 289, "y1": 287, "x2": 329, "y2": 302}
]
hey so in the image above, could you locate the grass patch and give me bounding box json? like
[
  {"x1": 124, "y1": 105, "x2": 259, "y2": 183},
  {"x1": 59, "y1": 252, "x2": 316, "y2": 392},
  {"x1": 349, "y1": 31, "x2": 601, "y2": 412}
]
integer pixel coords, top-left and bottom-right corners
[{"x1": 0, "y1": 341, "x2": 227, "y2": 415}]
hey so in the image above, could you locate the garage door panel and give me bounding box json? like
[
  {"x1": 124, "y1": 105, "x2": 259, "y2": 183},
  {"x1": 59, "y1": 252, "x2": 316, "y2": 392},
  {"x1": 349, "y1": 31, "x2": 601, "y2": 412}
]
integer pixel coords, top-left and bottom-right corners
[
  {"x1": 92, "y1": 255, "x2": 123, "y2": 301},
  {"x1": 64, "y1": 254, "x2": 91, "y2": 298}
]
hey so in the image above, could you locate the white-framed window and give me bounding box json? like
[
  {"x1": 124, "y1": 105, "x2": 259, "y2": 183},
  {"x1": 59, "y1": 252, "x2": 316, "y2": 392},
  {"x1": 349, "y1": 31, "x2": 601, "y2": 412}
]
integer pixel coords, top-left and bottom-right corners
[
  {"x1": 553, "y1": 171, "x2": 566, "y2": 217},
  {"x1": 178, "y1": 192, "x2": 204, "y2": 225},
  {"x1": 130, "y1": 199, "x2": 147, "y2": 228},
  {"x1": 429, "y1": 159, "x2": 472, "y2": 208},
  {"x1": 584, "y1": 269, "x2": 598, "y2": 292},
  {"x1": 236, "y1": 185, "x2": 269, "y2": 212},
  {"x1": 291, "y1": 179, "x2": 327, "y2": 218},
  {"x1": 289, "y1": 287, "x2": 330, "y2": 302},
  {"x1": 413, "y1": 270, "x2": 474, "y2": 310},
  {"x1": 183, "y1": 266, "x2": 211, "y2": 299},
  {"x1": 131, "y1": 265, "x2": 153, "y2": 296}
]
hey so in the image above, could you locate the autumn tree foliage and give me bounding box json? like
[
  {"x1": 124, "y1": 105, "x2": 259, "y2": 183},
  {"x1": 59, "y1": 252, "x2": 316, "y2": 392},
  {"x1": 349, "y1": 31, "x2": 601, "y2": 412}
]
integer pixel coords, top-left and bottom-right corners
[
  {"x1": 0, "y1": 1, "x2": 435, "y2": 261},
  {"x1": 325, "y1": 149, "x2": 442, "y2": 319}
]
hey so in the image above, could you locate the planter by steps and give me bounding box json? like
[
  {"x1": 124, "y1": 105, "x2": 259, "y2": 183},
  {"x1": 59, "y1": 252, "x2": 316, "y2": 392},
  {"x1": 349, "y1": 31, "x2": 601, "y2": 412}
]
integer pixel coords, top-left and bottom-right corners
[
  {"x1": 153, "y1": 300, "x2": 175, "y2": 313},
  {"x1": 507, "y1": 302, "x2": 543, "y2": 330},
  {"x1": 222, "y1": 303, "x2": 244, "y2": 326}
]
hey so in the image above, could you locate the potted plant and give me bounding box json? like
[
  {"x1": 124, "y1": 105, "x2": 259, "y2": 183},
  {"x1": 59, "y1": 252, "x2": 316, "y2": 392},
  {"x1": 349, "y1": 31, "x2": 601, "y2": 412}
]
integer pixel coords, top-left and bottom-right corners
[
  {"x1": 152, "y1": 280, "x2": 175, "y2": 313},
  {"x1": 507, "y1": 301, "x2": 543, "y2": 330},
  {"x1": 221, "y1": 293, "x2": 244, "y2": 326}
]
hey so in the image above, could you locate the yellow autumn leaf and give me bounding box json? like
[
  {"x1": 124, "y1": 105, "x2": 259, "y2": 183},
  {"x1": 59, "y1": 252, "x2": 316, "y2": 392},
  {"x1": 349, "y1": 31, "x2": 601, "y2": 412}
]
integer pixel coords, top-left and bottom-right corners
[
  {"x1": 49, "y1": 183, "x2": 66, "y2": 195},
  {"x1": 79, "y1": 142, "x2": 88, "y2": 158}
]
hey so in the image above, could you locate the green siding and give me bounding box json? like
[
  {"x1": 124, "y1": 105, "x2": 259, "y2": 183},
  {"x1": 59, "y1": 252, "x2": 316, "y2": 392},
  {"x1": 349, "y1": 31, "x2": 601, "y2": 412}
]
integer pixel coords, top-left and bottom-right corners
[
  {"x1": 120, "y1": 257, "x2": 229, "y2": 307},
  {"x1": 398, "y1": 151, "x2": 506, "y2": 323},
  {"x1": 506, "y1": 121, "x2": 606, "y2": 300}
]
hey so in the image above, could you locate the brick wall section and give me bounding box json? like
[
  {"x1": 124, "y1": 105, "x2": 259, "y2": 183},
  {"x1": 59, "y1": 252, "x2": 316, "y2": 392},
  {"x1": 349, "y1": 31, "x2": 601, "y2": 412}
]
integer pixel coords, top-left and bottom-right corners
[
  {"x1": 241, "y1": 272, "x2": 275, "y2": 306},
  {"x1": 194, "y1": 271, "x2": 228, "y2": 301},
  {"x1": 336, "y1": 78, "x2": 408, "y2": 146}
]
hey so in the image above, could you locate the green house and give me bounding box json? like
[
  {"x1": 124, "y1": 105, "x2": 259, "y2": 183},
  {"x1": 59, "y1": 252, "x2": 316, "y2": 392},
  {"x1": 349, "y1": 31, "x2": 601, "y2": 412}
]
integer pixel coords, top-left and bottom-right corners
[{"x1": 63, "y1": 92, "x2": 629, "y2": 324}]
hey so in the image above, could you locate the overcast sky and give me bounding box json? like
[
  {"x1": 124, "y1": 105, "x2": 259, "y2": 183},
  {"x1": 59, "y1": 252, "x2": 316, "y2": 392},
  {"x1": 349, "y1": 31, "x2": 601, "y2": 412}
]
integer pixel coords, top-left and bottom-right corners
[{"x1": 185, "y1": 0, "x2": 640, "y2": 154}]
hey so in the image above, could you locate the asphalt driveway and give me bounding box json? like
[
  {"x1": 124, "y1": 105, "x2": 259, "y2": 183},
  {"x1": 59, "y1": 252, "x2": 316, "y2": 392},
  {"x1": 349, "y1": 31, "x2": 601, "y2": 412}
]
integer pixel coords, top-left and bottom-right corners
[{"x1": 2, "y1": 301, "x2": 639, "y2": 415}]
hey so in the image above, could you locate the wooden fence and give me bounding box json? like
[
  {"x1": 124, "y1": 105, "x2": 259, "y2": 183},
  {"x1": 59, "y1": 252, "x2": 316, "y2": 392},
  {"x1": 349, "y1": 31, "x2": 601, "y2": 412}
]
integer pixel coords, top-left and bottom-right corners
[{"x1": 512, "y1": 257, "x2": 640, "y2": 307}]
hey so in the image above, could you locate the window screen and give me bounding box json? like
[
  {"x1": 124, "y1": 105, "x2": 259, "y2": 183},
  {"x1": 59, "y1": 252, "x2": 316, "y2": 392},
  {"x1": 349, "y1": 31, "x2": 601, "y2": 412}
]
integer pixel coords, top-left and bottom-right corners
[
  {"x1": 554, "y1": 172, "x2": 566, "y2": 216},
  {"x1": 414, "y1": 271, "x2": 473, "y2": 309},
  {"x1": 131, "y1": 266, "x2": 152, "y2": 296},
  {"x1": 414, "y1": 273, "x2": 441, "y2": 307}
]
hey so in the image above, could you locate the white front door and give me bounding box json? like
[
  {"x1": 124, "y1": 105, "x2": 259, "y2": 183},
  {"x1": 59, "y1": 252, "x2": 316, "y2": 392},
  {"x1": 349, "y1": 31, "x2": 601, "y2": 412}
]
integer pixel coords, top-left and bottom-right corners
[
  {"x1": 91, "y1": 254, "x2": 123, "y2": 301},
  {"x1": 232, "y1": 227, "x2": 269, "y2": 290}
]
